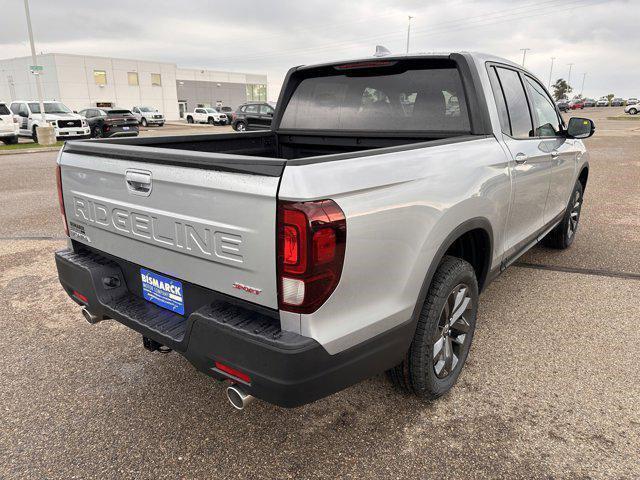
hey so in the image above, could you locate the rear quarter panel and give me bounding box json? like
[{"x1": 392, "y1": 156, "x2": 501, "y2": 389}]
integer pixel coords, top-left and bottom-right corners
[{"x1": 279, "y1": 137, "x2": 512, "y2": 354}]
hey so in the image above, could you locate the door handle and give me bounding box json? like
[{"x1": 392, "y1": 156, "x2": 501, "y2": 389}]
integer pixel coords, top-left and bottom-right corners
[
  {"x1": 125, "y1": 170, "x2": 152, "y2": 196},
  {"x1": 514, "y1": 153, "x2": 528, "y2": 164},
  {"x1": 551, "y1": 150, "x2": 560, "y2": 160}
]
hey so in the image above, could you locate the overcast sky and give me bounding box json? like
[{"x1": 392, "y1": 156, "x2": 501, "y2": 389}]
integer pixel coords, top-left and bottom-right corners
[{"x1": 1, "y1": 0, "x2": 638, "y2": 100}]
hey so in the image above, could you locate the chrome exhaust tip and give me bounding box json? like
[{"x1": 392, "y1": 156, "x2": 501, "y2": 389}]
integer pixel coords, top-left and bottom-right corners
[
  {"x1": 81, "y1": 307, "x2": 102, "y2": 324},
  {"x1": 226, "y1": 384, "x2": 254, "y2": 410}
]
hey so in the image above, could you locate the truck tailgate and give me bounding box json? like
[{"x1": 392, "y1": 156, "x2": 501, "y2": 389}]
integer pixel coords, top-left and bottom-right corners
[{"x1": 59, "y1": 151, "x2": 280, "y2": 309}]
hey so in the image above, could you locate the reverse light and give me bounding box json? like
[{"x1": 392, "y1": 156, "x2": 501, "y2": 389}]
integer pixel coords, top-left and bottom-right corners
[
  {"x1": 277, "y1": 199, "x2": 346, "y2": 314},
  {"x1": 55, "y1": 164, "x2": 69, "y2": 236}
]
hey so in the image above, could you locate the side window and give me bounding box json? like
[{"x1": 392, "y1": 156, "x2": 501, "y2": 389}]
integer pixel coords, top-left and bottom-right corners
[
  {"x1": 10, "y1": 104, "x2": 19, "y2": 115},
  {"x1": 495, "y1": 67, "x2": 533, "y2": 139},
  {"x1": 239, "y1": 106, "x2": 246, "y2": 112},
  {"x1": 523, "y1": 76, "x2": 561, "y2": 137},
  {"x1": 133, "y1": 107, "x2": 139, "y2": 113},
  {"x1": 19, "y1": 103, "x2": 29, "y2": 117},
  {"x1": 245, "y1": 105, "x2": 259, "y2": 114},
  {"x1": 195, "y1": 108, "x2": 204, "y2": 114},
  {"x1": 487, "y1": 66, "x2": 510, "y2": 135},
  {"x1": 259, "y1": 105, "x2": 273, "y2": 115}
]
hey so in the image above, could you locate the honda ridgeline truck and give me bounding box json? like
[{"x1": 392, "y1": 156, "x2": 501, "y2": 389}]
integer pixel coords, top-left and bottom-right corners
[{"x1": 55, "y1": 52, "x2": 594, "y2": 409}]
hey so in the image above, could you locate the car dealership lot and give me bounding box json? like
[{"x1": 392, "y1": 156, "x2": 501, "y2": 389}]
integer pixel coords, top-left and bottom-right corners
[{"x1": 1, "y1": 108, "x2": 638, "y2": 479}]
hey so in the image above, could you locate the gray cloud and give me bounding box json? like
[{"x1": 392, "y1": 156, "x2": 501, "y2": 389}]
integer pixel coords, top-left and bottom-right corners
[{"x1": 1, "y1": 0, "x2": 638, "y2": 100}]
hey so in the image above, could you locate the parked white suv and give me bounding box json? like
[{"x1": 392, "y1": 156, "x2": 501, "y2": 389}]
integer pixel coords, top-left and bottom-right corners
[
  {"x1": 9, "y1": 101, "x2": 90, "y2": 142},
  {"x1": 131, "y1": 106, "x2": 165, "y2": 127},
  {"x1": 0, "y1": 102, "x2": 19, "y2": 145},
  {"x1": 185, "y1": 107, "x2": 227, "y2": 125}
]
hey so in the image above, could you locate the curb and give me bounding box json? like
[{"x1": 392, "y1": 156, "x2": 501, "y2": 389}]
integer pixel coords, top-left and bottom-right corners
[{"x1": 0, "y1": 146, "x2": 62, "y2": 155}]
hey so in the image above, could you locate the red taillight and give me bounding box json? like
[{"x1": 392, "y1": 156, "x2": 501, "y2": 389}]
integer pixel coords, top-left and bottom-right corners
[
  {"x1": 214, "y1": 361, "x2": 251, "y2": 383},
  {"x1": 277, "y1": 199, "x2": 346, "y2": 314},
  {"x1": 56, "y1": 165, "x2": 69, "y2": 236}
]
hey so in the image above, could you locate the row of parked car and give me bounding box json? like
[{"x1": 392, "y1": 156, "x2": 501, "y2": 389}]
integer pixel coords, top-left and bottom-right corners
[
  {"x1": 556, "y1": 96, "x2": 639, "y2": 112},
  {"x1": 0, "y1": 100, "x2": 166, "y2": 143},
  {"x1": 0, "y1": 98, "x2": 278, "y2": 144}
]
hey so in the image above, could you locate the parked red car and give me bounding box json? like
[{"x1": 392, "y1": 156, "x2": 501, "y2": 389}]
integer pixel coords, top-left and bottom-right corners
[{"x1": 569, "y1": 100, "x2": 585, "y2": 110}]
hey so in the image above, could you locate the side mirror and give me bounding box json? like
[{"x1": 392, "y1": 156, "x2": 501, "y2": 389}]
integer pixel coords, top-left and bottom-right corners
[
  {"x1": 566, "y1": 117, "x2": 595, "y2": 139},
  {"x1": 73, "y1": 110, "x2": 78, "y2": 114}
]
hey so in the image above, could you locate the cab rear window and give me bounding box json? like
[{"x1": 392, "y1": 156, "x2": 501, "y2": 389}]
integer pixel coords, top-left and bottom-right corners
[{"x1": 280, "y1": 61, "x2": 470, "y2": 132}]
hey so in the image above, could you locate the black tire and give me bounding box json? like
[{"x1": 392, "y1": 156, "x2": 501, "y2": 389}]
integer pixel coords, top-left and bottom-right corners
[
  {"x1": 32, "y1": 126, "x2": 38, "y2": 144},
  {"x1": 630, "y1": 108, "x2": 638, "y2": 115},
  {"x1": 542, "y1": 180, "x2": 584, "y2": 249},
  {"x1": 158, "y1": 123, "x2": 164, "y2": 127},
  {"x1": 234, "y1": 121, "x2": 247, "y2": 132},
  {"x1": 187, "y1": 116, "x2": 194, "y2": 124},
  {"x1": 2, "y1": 135, "x2": 19, "y2": 145},
  {"x1": 93, "y1": 126, "x2": 104, "y2": 138},
  {"x1": 141, "y1": 118, "x2": 148, "y2": 127},
  {"x1": 387, "y1": 256, "x2": 479, "y2": 401},
  {"x1": 207, "y1": 117, "x2": 215, "y2": 125}
]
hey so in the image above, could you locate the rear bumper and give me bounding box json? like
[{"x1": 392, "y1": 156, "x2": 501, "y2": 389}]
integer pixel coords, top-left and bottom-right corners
[{"x1": 55, "y1": 246, "x2": 410, "y2": 407}]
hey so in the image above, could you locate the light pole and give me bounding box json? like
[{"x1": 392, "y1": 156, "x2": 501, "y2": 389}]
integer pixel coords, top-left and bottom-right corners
[
  {"x1": 406, "y1": 16, "x2": 413, "y2": 54},
  {"x1": 548, "y1": 57, "x2": 555, "y2": 89},
  {"x1": 23, "y1": 0, "x2": 46, "y2": 125},
  {"x1": 520, "y1": 48, "x2": 530, "y2": 67},
  {"x1": 567, "y1": 63, "x2": 574, "y2": 88},
  {"x1": 580, "y1": 72, "x2": 587, "y2": 96}
]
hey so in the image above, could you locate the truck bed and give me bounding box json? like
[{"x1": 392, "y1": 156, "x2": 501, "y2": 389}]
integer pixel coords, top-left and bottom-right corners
[{"x1": 64, "y1": 131, "x2": 483, "y2": 176}]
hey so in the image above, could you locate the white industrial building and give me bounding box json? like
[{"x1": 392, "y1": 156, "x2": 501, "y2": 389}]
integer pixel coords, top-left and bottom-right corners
[{"x1": 0, "y1": 53, "x2": 267, "y2": 121}]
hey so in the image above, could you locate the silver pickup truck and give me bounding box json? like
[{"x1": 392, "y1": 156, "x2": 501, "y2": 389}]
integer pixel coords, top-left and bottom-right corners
[{"x1": 55, "y1": 52, "x2": 594, "y2": 409}]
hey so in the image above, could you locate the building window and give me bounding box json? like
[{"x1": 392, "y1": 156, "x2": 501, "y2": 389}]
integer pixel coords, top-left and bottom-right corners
[
  {"x1": 246, "y1": 84, "x2": 267, "y2": 101},
  {"x1": 93, "y1": 70, "x2": 107, "y2": 85},
  {"x1": 151, "y1": 73, "x2": 162, "y2": 86},
  {"x1": 127, "y1": 72, "x2": 139, "y2": 86}
]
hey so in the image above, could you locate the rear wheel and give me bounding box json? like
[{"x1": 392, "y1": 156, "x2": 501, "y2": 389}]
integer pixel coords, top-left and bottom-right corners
[
  {"x1": 542, "y1": 180, "x2": 583, "y2": 249},
  {"x1": 387, "y1": 256, "x2": 478, "y2": 400},
  {"x1": 2, "y1": 135, "x2": 18, "y2": 145},
  {"x1": 187, "y1": 116, "x2": 194, "y2": 124}
]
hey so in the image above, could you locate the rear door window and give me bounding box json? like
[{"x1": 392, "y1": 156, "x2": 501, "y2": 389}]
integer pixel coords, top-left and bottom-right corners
[
  {"x1": 280, "y1": 62, "x2": 470, "y2": 132},
  {"x1": 0, "y1": 104, "x2": 10, "y2": 115},
  {"x1": 494, "y1": 67, "x2": 533, "y2": 139},
  {"x1": 245, "y1": 105, "x2": 259, "y2": 114}
]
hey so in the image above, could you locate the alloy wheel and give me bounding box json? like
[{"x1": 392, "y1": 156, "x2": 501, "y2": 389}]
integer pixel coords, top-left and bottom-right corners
[
  {"x1": 567, "y1": 189, "x2": 582, "y2": 238},
  {"x1": 433, "y1": 283, "x2": 473, "y2": 379}
]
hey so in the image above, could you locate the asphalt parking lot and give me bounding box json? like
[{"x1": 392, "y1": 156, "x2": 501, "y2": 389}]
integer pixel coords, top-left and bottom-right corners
[{"x1": 1, "y1": 107, "x2": 639, "y2": 479}]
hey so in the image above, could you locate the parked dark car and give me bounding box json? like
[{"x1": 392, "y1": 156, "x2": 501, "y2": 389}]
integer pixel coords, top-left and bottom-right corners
[
  {"x1": 79, "y1": 108, "x2": 139, "y2": 138},
  {"x1": 583, "y1": 98, "x2": 596, "y2": 107},
  {"x1": 610, "y1": 98, "x2": 625, "y2": 107},
  {"x1": 232, "y1": 102, "x2": 275, "y2": 131},
  {"x1": 556, "y1": 99, "x2": 570, "y2": 112}
]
